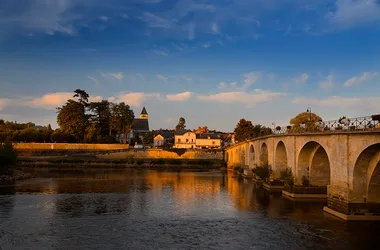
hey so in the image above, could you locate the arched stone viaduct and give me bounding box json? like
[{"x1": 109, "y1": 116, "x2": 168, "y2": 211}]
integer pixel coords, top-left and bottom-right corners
[{"x1": 225, "y1": 131, "x2": 380, "y2": 219}]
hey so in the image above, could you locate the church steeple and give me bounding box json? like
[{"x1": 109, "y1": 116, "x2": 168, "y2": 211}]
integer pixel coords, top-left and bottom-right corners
[{"x1": 140, "y1": 106, "x2": 148, "y2": 119}]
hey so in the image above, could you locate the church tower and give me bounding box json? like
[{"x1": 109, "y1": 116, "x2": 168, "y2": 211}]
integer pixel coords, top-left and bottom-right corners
[{"x1": 140, "y1": 106, "x2": 148, "y2": 119}]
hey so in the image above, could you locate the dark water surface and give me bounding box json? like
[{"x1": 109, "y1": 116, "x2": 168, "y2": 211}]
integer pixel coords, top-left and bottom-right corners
[{"x1": 1, "y1": 169, "x2": 379, "y2": 250}]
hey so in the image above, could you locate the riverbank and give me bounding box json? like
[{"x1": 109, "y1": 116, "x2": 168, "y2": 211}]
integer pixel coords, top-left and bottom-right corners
[
  {"x1": 0, "y1": 169, "x2": 32, "y2": 183},
  {"x1": 18, "y1": 156, "x2": 226, "y2": 171}
]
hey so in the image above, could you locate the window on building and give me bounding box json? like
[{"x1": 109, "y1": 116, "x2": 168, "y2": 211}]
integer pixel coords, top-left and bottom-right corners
[
  {"x1": 178, "y1": 138, "x2": 181, "y2": 143},
  {"x1": 188, "y1": 133, "x2": 190, "y2": 136},
  {"x1": 186, "y1": 139, "x2": 189, "y2": 143},
  {"x1": 191, "y1": 139, "x2": 194, "y2": 143},
  {"x1": 212, "y1": 141, "x2": 215, "y2": 145}
]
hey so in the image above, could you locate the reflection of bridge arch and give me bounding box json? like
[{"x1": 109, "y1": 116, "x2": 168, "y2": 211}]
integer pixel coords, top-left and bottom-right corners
[
  {"x1": 353, "y1": 143, "x2": 380, "y2": 203},
  {"x1": 274, "y1": 141, "x2": 288, "y2": 174},
  {"x1": 297, "y1": 141, "x2": 331, "y2": 186},
  {"x1": 249, "y1": 144, "x2": 255, "y2": 168},
  {"x1": 260, "y1": 142, "x2": 268, "y2": 166}
]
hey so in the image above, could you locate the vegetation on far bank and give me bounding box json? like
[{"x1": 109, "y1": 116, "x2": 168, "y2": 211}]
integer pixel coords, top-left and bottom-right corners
[{"x1": 0, "y1": 139, "x2": 31, "y2": 182}]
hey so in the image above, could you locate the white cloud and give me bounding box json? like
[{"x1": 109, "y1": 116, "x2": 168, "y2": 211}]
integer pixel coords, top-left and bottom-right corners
[
  {"x1": 30, "y1": 92, "x2": 74, "y2": 110},
  {"x1": 157, "y1": 74, "x2": 168, "y2": 82},
  {"x1": 112, "y1": 92, "x2": 160, "y2": 107},
  {"x1": 202, "y1": 42, "x2": 211, "y2": 48},
  {"x1": 101, "y1": 72, "x2": 124, "y2": 80},
  {"x1": 152, "y1": 50, "x2": 169, "y2": 56},
  {"x1": 292, "y1": 96, "x2": 371, "y2": 109},
  {"x1": 29, "y1": 92, "x2": 103, "y2": 110},
  {"x1": 138, "y1": 12, "x2": 172, "y2": 28},
  {"x1": 295, "y1": 73, "x2": 309, "y2": 84},
  {"x1": 242, "y1": 72, "x2": 261, "y2": 89},
  {"x1": 99, "y1": 16, "x2": 108, "y2": 21},
  {"x1": 211, "y1": 22, "x2": 219, "y2": 34},
  {"x1": 344, "y1": 72, "x2": 377, "y2": 87},
  {"x1": 0, "y1": 98, "x2": 9, "y2": 111},
  {"x1": 87, "y1": 76, "x2": 99, "y2": 85},
  {"x1": 0, "y1": 0, "x2": 80, "y2": 35},
  {"x1": 166, "y1": 92, "x2": 192, "y2": 101},
  {"x1": 328, "y1": 0, "x2": 380, "y2": 29},
  {"x1": 319, "y1": 74, "x2": 334, "y2": 89},
  {"x1": 198, "y1": 90, "x2": 283, "y2": 107}
]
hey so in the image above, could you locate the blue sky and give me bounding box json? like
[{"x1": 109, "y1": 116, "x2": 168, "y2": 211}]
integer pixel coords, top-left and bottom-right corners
[{"x1": 0, "y1": 0, "x2": 379, "y2": 132}]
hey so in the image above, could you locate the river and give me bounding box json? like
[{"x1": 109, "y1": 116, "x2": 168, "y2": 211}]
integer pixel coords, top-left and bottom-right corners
[{"x1": 0, "y1": 168, "x2": 379, "y2": 250}]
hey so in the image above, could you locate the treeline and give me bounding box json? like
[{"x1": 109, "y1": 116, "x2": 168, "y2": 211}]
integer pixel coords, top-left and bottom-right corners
[
  {"x1": 0, "y1": 89, "x2": 135, "y2": 144},
  {"x1": 234, "y1": 119, "x2": 273, "y2": 142},
  {"x1": 0, "y1": 121, "x2": 54, "y2": 143},
  {"x1": 56, "y1": 89, "x2": 135, "y2": 144}
]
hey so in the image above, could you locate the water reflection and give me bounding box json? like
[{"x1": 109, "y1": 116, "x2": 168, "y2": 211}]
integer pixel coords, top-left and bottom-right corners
[{"x1": 0, "y1": 169, "x2": 379, "y2": 249}]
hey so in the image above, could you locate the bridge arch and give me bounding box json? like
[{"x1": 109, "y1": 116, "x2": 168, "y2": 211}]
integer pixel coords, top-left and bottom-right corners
[
  {"x1": 249, "y1": 144, "x2": 255, "y2": 168},
  {"x1": 353, "y1": 143, "x2": 380, "y2": 203},
  {"x1": 297, "y1": 141, "x2": 331, "y2": 186},
  {"x1": 260, "y1": 142, "x2": 268, "y2": 166},
  {"x1": 241, "y1": 147, "x2": 246, "y2": 166},
  {"x1": 274, "y1": 141, "x2": 288, "y2": 174}
]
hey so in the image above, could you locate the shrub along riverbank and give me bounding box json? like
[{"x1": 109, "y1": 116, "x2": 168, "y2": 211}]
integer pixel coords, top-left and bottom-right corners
[
  {"x1": 1, "y1": 140, "x2": 31, "y2": 183},
  {"x1": 18, "y1": 157, "x2": 227, "y2": 170}
]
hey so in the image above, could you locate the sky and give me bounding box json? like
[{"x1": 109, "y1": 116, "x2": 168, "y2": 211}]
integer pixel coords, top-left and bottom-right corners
[{"x1": 0, "y1": 0, "x2": 379, "y2": 132}]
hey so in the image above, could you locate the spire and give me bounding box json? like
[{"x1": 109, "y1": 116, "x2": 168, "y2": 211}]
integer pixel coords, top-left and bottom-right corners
[
  {"x1": 140, "y1": 106, "x2": 148, "y2": 119},
  {"x1": 141, "y1": 106, "x2": 148, "y2": 115}
]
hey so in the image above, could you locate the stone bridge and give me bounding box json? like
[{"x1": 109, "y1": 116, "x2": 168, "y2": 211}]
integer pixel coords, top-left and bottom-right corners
[{"x1": 224, "y1": 131, "x2": 380, "y2": 220}]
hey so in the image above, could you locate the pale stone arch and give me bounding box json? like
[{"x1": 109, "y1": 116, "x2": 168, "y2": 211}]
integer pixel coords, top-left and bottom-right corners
[
  {"x1": 260, "y1": 142, "x2": 268, "y2": 166},
  {"x1": 274, "y1": 141, "x2": 288, "y2": 173},
  {"x1": 249, "y1": 144, "x2": 255, "y2": 168},
  {"x1": 353, "y1": 143, "x2": 380, "y2": 203},
  {"x1": 297, "y1": 141, "x2": 331, "y2": 186},
  {"x1": 241, "y1": 146, "x2": 246, "y2": 166}
]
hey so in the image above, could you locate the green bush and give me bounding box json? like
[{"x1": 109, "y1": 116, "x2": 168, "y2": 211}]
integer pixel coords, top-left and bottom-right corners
[
  {"x1": 136, "y1": 159, "x2": 144, "y2": 165},
  {"x1": 280, "y1": 167, "x2": 295, "y2": 187},
  {"x1": 0, "y1": 139, "x2": 17, "y2": 174},
  {"x1": 151, "y1": 159, "x2": 166, "y2": 165},
  {"x1": 167, "y1": 159, "x2": 182, "y2": 165},
  {"x1": 254, "y1": 164, "x2": 271, "y2": 179}
]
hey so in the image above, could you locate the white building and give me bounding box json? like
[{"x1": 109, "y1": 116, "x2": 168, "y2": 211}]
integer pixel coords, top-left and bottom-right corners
[{"x1": 174, "y1": 130, "x2": 221, "y2": 149}]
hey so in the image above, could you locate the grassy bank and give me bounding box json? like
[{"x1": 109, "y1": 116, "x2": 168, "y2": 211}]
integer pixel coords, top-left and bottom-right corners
[{"x1": 18, "y1": 157, "x2": 227, "y2": 170}]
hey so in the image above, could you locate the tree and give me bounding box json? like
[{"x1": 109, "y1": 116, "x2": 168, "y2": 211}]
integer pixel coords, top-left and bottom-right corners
[
  {"x1": 234, "y1": 119, "x2": 255, "y2": 142},
  {"x1": 143, "y1": 132, "x2": 154, "y2": 145},
  {"x1": 109, "y1": 102, "x2": 135, "y2": 143},
  {"x1": 234, "y1": 119, "x2": 272, "y2": 142},
  {"x1": 88, "y1": 100, "x2": 111, "y2": 139},
  {"x1": 176, "y1": 117, "x2": 186, "y2": 130},
  {"x1": 57, "y1": 99, "x2": 89, "y2": 141},
  {"x1": 73, "y1": 89, "x2": 89, "y2": 105},
  {"x1": 289, "y1": 112, "x2": 323, "y2": 132}
]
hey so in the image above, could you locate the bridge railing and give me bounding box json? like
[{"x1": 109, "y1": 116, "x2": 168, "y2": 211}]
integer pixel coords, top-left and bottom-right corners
[{"x1": 271, "y1": 115, "x2": 380, "y2": 135}]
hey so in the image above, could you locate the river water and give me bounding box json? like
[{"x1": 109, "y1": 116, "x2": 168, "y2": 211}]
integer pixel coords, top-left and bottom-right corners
[{"x1": 0, "y1": 169, "x2": 379, "y2": 250}]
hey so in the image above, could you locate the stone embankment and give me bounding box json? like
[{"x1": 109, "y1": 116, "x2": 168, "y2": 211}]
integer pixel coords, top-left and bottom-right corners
[{"x1": 14, "y1": 143, "x2": 224, "y2": 160}]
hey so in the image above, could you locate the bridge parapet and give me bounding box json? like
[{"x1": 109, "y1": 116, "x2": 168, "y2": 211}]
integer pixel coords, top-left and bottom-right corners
[{"x1": 271, "y1": 115, "x2": 380, "y2": 135}]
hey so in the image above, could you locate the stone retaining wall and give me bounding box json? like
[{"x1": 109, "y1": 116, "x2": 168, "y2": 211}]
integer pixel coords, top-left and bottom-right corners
[
  {"x1": 13, "y1": 143, "x2": 131, "y2": 151},
  {"x1": 98, "y1": 149, "x2": 223, "y2": 160}
]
